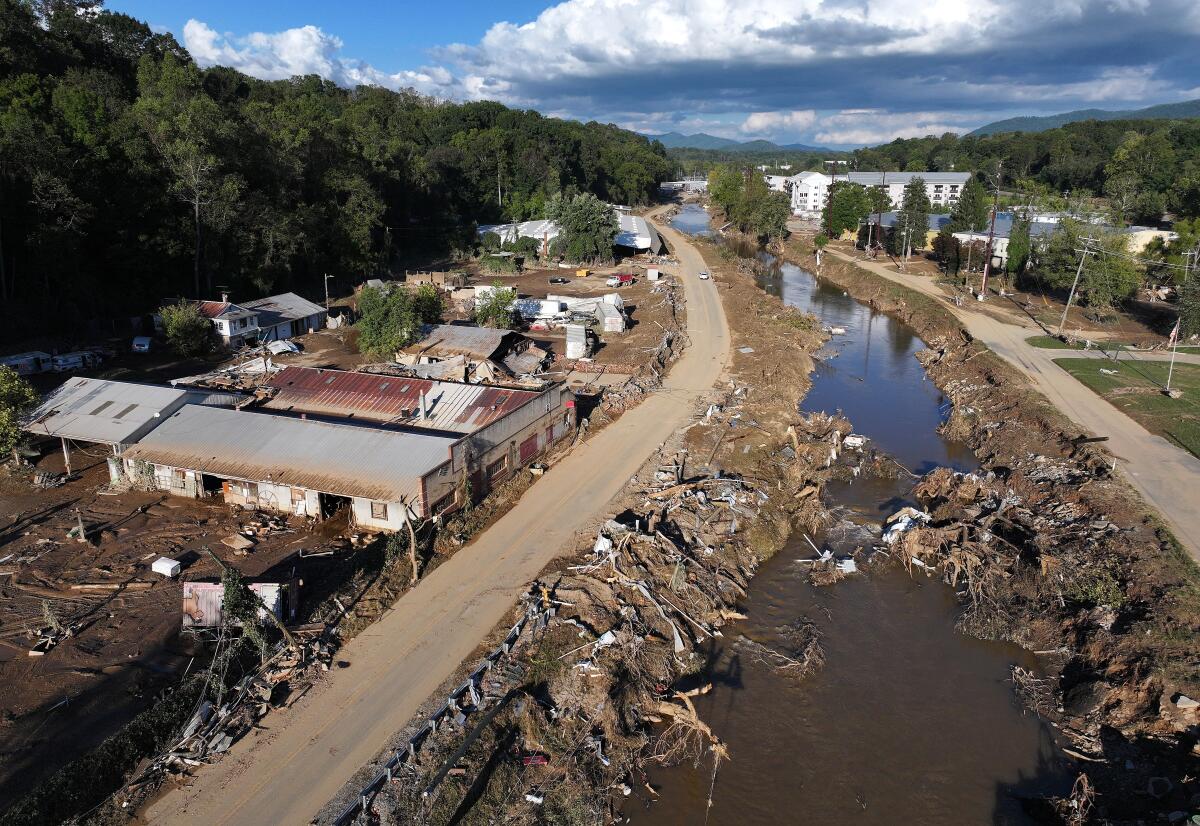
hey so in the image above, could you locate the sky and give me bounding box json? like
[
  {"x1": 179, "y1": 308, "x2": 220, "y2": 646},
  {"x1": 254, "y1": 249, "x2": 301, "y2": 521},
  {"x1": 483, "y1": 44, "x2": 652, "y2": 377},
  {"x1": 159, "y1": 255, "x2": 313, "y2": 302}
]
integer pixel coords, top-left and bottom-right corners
[{"x1": 109, "y1": 0, "x2": 1200, "y2": 149}]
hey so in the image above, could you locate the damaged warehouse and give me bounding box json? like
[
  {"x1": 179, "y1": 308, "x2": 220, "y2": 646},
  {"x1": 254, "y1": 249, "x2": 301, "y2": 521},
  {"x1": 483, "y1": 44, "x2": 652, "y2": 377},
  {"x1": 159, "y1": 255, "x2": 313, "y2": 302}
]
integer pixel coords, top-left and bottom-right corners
[{"x1": 109, "y1": 369, "x2": 575, "y2": 529}]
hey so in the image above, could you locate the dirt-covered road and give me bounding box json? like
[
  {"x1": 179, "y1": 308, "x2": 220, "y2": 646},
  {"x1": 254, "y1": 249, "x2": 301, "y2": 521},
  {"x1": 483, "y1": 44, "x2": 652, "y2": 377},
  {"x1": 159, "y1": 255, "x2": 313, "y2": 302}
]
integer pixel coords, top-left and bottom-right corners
[
  {"x1": 145, "y1": 208, "x2": 730, "y2": 826},
  {"x1": 826, "y1": 247, "x2": 1200, "y2": 559}
]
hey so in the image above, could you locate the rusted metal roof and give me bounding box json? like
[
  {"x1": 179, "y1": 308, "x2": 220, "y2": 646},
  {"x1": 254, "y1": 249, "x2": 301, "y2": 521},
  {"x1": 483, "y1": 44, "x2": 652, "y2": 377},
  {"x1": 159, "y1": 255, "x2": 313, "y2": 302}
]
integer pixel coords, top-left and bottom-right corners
[
  {"x1": 262, "y1": 366, "x2": 541, "y2": 434},
  {"x1": 125, "y1": 405, "x2": 455, "y2": 503},
  {"x1": 196, "y1": 300, "x2": 255, "y2": 320}
]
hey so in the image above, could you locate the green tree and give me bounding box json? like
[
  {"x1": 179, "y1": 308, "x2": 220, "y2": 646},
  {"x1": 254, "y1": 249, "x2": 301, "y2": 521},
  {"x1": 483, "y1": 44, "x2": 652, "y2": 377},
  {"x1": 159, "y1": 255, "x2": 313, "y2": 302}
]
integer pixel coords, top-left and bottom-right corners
[
  {"x1": 823, "y1": 182, "x2": 871, "y2": 237},
  {"x1": 1034, "y1": 218, "x2": 1087, "y2": 291},
  {"x1": 707, "y1": 164, "x2": 744, "y2": 214},
  {"x1": 355, "y1": 286, "x2": 420, "y2": 358},
  {"x1": 1006, "y1": 212, "x2": 1032, "y2": 277},
  {"x1": 474, "y1": 282, "x2": 516, "y2": 328},
  {"x1": 545, "y1": 192, "x2": 617, "y2": 263},
  {"x1": 948, "y1": 177, "x2": 988, "y2": 232},
  {"x1": 1, "y1": 366, "x2": 39, "y2": 460},
  {"x1": 1080, "y1": 233, "x2": 1142, "y2": 308},
  {"x1": 1180, "y1": 273, "x2": 1200, "y2": 337},
  {"x1": 159, "y1": 302, "x2": 215, "y2": 356},
  {"x1": 411, "y1": 284, "x2": 444, "y2": 324},
  {"x1": 893, "y1": 177, "x2": 931, "y2": 254}
]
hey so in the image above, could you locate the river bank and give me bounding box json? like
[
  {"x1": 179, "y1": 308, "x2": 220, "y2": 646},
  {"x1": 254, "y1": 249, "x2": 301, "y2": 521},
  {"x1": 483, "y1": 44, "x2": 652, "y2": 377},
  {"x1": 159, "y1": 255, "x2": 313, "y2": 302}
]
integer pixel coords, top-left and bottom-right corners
[{"x1": 777, "y1": 235, "x2": 1200, "y2": 822}]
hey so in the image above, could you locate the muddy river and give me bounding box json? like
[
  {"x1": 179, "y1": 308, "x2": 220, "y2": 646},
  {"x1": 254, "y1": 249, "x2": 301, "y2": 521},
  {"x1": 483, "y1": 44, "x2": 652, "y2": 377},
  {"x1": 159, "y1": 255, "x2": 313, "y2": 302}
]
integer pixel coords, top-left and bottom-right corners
[{"x1": 625, "y1": 205, "x2": 1071, "y2": 824}]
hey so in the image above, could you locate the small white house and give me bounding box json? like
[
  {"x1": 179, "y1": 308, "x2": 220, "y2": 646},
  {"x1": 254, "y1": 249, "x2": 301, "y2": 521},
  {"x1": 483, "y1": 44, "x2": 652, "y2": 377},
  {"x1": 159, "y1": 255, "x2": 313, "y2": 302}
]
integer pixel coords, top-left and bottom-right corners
[{"x1": 197, "y1": 299, "x2": 260, "y2": 349}]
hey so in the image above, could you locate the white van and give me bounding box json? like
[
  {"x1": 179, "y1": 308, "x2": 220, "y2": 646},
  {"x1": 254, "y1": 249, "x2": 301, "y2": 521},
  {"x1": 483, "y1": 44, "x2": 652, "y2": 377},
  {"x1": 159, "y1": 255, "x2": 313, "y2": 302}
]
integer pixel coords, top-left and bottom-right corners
[
  {"x1": 51, "y1": 351, "x2": 102, "y2": 372},
  {"x1": 131, "y1": 336, "x2": 153, "y2": 353}
]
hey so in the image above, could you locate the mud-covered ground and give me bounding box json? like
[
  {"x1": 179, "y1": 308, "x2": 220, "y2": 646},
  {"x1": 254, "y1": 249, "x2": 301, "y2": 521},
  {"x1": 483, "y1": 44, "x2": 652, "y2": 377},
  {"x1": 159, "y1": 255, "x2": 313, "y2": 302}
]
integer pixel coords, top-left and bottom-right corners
[{"x1": 783, "y1": 237, "x2": 1200, "y2": 823}]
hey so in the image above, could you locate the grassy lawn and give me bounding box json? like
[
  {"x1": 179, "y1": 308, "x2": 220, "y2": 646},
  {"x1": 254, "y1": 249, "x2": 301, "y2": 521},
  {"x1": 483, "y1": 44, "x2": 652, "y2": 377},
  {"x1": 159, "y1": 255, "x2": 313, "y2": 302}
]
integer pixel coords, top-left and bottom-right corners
[
  {"x1": 1053, "y1": 357, "x2": 1200, "y2": 459},
  {"x1": 1026, "y1": 334, "x2": 1125, "y2": 351}
]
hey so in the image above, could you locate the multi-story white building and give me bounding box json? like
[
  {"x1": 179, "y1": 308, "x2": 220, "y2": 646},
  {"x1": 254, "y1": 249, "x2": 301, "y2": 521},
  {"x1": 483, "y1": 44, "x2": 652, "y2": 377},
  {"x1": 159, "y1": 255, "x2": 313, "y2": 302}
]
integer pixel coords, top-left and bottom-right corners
[{"x1": 778, "y1": 170, "x2": 972, "y2": 218}]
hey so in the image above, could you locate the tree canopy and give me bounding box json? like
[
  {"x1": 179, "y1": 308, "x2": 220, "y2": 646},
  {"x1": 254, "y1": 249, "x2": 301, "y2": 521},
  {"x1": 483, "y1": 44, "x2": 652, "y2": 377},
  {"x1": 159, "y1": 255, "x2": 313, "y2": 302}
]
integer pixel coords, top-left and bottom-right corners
[
  {"x1": 159, "y1": 302, "x2": 216, "y2": 356},
  {"x1": 545, "y1": 193, "x2": 617, "y2": 263},
  {"x1": 474, "y1": 282, "x2": 517, "y2": 328},
  {"x1": 823, "y1": 182, "x2": 871, "y2": 238},
  {"x1": 706, "y1": 164, "x2": 790, "y2": 240},
  {"x1": 355, "y1": 285, "x2": 442, "y2": 358},
  {"x1": 0, "y1": 0, "x2": 670, "y2": 346},
  {"x1": 1, "y1": 366, "x2": 38, "y2": 458}
]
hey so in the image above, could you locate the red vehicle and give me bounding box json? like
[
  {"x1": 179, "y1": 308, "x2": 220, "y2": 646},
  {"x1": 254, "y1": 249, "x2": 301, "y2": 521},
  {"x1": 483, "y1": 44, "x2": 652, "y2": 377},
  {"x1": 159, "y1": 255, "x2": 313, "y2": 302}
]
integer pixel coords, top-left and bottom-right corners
[{"x1": 605, "y1": 273, "x2": 635, "y2": 287}]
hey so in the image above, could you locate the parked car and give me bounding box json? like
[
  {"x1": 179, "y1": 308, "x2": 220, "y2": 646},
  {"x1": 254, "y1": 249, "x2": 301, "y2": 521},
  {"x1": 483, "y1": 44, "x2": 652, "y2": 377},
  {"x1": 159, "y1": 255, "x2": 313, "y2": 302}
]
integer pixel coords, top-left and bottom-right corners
[
  {"x1": 605, "y1": 274, "x2": 635, "y2": 287},
  {"x1": 698, "y1": 271, "x2": 710, "y2": 280},
  {"x1": 549, "y1": 277, "x2": 570, "y2": 285},
  {"x1": 131, "y1": 336, "x2": 153, "y2": 353}
]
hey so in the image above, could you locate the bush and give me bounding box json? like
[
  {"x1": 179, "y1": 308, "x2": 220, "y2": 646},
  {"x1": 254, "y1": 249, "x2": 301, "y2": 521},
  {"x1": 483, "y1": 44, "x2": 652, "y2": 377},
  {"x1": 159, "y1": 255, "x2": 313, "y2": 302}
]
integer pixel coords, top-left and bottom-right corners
[
  {"x1": 159, "y1": 302, "x2": 216, "y2": 357},
  {"x1": 474, "y1": 281, "x2": 517, "y2": 328}
]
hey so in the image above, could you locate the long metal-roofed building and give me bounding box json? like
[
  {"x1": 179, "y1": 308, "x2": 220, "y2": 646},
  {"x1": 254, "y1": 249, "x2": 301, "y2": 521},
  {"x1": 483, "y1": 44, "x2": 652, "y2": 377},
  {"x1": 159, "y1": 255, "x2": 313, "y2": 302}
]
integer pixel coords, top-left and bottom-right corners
[
  {"x1": 262, "y1": 366, "x2": 555, "y2": 435},
  {"x1": 404, "y1": 324, "x2": 527, "y2": 363},
  {"x1": 22, "y1": 377, "x2": 240, "y2": 452},
  {"x1": 123, "y1": 405, "x2": 462, "y2": 528},
  {"x1": 258, "y1": 365, "x2": 575, "y2": 502}
]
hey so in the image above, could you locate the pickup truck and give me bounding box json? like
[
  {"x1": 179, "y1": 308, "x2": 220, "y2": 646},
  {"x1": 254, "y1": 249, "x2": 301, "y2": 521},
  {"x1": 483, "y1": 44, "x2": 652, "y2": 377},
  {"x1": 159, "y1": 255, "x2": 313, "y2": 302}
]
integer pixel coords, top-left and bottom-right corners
[{"x1": 605, "y1": 273, "x2": 635, "y2": 287}]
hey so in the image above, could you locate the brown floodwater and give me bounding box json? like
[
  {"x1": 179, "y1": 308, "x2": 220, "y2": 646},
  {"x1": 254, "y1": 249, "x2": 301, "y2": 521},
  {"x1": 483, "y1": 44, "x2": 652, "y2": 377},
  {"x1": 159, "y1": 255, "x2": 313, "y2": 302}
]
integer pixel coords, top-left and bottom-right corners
[{"x1": 627, "y1": 208, "x2": 1073, "y2": 824}]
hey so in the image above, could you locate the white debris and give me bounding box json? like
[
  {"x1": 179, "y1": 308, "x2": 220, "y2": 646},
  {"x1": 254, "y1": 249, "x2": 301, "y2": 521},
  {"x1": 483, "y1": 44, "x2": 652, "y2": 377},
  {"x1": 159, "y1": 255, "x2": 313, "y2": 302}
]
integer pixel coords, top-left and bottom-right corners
[
  {"x1": 836, "y1": 558, "x2": 858, "y2": 574},
  {"x1": 151, "y1": 557, "x2": 182, "y2": 578},
  {"x1": 843, "y1": 434, "x2": 868, "y2": 449},
  {"x1": 882, "y1": 507, "x2": 931, "y2": 544}
]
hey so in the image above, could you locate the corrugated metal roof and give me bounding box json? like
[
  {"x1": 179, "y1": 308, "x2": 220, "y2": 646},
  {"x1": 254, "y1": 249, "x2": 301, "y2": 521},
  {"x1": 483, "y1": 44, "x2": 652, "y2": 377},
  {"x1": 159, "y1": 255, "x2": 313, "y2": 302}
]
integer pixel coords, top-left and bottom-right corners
[
  {"x1": 408, "y1": 324, "x2": 518, "y2": 360},
  {"x1": 262, "y1": 366, "x2": 541, "y2": 433},
  {"x1": 125, "y1": 405, "x2": 455, "y2": 503},
  {"x1": 242, "y1": 292, "x2": 326, "y2": 327},
  {"x1": 23, "y1": 378, "x2": 192, "y2": 445}
]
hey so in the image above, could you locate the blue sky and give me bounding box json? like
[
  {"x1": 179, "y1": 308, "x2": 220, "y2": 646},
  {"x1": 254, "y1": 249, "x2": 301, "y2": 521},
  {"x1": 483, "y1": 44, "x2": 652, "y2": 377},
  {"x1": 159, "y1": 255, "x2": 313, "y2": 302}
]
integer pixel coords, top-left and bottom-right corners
[{"x1": 108, "y1": 0, "x2": 1200, "y2": 149}]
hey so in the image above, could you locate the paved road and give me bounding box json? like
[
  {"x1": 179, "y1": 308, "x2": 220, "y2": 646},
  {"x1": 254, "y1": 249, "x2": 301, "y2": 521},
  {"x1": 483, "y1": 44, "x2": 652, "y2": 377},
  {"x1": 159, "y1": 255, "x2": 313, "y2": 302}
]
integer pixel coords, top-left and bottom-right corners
[
  {"x1": 826, "y1": 247, "x2": 1200, "y2": 559},
  {"x1": 146, "y1": 210, "x2": 730, "y2": 825}
]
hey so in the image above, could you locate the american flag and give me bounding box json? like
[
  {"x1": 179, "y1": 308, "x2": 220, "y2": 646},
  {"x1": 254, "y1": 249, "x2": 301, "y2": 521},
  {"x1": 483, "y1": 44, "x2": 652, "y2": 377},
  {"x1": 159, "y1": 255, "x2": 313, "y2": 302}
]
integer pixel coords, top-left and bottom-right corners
[{"x1": 1168, "y1": 318, "x2": 1181, "y2": 348}]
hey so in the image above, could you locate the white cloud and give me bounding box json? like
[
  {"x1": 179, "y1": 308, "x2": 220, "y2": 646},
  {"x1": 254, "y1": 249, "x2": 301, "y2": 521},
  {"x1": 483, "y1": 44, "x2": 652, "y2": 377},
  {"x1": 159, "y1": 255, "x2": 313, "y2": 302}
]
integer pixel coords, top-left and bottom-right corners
[
  {"x1": 177, "y1": 0, "x2": 1200, "y2": 147},
  {"x1": 740, "y1": 110, "x2": 817, "y2": 138},
  {"x1": 812, "y1": 110, "x2": 980, "y2": 146},
  {"x1": 182, "y1": 19, "x2": 457, "y2": 97}
]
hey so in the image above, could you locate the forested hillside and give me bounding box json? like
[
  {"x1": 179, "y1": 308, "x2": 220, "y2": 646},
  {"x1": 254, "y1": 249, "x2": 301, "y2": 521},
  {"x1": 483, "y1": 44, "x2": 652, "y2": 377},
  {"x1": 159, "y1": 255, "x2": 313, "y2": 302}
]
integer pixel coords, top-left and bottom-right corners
[
  {"x1": 849, "y1": 119, "x2": 1200, "y2": 223},
  {"x1": 0, "y1": 1, "x2": 669, "y2": 343}
]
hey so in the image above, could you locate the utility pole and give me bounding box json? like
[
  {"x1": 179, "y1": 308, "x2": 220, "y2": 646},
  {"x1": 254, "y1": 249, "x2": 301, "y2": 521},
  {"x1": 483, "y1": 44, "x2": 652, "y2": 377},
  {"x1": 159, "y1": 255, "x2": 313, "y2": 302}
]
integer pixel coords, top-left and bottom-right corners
[
  {"x1": 1057, "y1": 239, "x2": 1095, "y2": 336},
  {"x1": 980, "y1": 160, "x2": 1002, "y2": 299},
  {"x1": 324, "y1": 273, "x2": 334, "y2": 310}
]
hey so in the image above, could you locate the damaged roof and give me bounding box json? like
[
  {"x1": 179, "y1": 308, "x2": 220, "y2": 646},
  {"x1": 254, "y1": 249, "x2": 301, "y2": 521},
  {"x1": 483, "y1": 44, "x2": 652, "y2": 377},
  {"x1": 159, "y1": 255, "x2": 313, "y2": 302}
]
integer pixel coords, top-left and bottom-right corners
[
  {"x1": 196, "y1": 301, "x2": 255, "y2": 320},
  {"x1": 261, "y1": 366, "x2": 544, "y2": 434},
  {"x1": 125, "y1": 405, "x2": 455, "y2": 503},
  {"x1": 407, "y1": 324, "x2": 521, "y2": 360},
  {"x1": 241, "y1": 292, "x2": 326, "y2": 327}
]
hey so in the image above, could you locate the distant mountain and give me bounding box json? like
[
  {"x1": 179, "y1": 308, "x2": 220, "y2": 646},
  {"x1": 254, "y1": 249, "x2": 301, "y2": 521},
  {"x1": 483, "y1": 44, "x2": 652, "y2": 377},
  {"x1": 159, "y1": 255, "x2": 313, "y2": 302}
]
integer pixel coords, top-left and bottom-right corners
[
  {"x1": 645, "y1": 131, "x2": 830, "y2": 153},
  {"x1": 969, "y1": 99, "x2": 1200, "y2": 136},
  {"x1": 646, "y1": 131, "x2": 740, "y2": 150}
]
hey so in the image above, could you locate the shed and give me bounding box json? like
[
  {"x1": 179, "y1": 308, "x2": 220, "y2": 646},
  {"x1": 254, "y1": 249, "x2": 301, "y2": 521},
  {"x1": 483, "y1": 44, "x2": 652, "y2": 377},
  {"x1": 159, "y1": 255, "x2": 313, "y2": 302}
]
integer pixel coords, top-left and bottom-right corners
[{"x1": 595, "y1": 302, "x2": 626, "y2": 333}]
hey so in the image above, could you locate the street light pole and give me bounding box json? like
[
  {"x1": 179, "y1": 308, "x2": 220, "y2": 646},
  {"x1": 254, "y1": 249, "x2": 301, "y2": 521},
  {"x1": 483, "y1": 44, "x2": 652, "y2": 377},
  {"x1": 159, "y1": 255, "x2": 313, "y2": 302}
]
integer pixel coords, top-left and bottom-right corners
[
  {"x1": 324, "y1": 273, "x2": 334, "y2": 310},
  {"x1": 1057, "y1": 240, "x2": 1094, "y2": 337}
]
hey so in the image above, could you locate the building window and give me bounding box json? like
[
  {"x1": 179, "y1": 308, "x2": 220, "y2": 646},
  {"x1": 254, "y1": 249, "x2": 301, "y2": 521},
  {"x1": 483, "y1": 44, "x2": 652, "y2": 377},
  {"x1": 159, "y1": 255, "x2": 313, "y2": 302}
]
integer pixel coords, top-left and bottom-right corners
[{"x1": 370, "y1": 501, "x2": 388, "y2": 520}]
